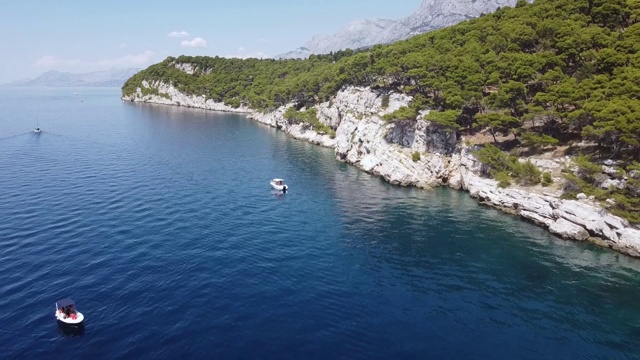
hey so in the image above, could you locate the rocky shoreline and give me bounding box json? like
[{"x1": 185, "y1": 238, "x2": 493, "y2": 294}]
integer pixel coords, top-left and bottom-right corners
[{"x1": 123, "y1": 80, "x2": 640, "y2": 257}]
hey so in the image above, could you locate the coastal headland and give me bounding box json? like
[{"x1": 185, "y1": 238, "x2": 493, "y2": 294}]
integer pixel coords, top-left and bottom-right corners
[
  {"x1": 122, "y1": 81, "x2": 640, "y2": 257},
  {"x1": 120, "y1": 0, "x2": 640, "y2": 257}
]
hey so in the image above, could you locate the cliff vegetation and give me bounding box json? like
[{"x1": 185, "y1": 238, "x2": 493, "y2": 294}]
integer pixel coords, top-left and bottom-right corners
[{"x1": 123, "y1": 0, "x2": 640, "y2": 222}]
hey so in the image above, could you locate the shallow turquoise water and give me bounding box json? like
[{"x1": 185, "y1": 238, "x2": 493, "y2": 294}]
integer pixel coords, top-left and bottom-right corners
[{"x1": 1, "y1": 87, "x2": 640, "y2": 359}]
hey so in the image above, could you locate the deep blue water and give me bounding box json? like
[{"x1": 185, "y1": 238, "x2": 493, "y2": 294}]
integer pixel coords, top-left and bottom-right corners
[{"x1": 1, "y1": 87, "x2": 640, "y2": 359}]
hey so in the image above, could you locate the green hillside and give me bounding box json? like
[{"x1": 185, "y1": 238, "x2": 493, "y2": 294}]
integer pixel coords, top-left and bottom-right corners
[{"x1": 123, "y1": 0, "x2": 640, "y2": 221}]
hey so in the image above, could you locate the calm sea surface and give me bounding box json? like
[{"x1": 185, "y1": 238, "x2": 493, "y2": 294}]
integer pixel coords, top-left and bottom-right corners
[{"x1": 1, "y1": 87, "x2": 640, "y2": 359}]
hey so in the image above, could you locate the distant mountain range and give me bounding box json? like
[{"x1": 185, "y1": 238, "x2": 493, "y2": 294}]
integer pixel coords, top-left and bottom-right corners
[
  {"x1": 276, "y1": 0, "x2": 525, "y2": 59},
  {"x1": 3, "y1": 68, "x2": 140, "y2": 87}
]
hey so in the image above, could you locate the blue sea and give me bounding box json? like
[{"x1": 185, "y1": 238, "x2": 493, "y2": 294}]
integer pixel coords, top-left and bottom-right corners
[{"x1": 1, "y1": 87, "x2": 640, "y2": 359}]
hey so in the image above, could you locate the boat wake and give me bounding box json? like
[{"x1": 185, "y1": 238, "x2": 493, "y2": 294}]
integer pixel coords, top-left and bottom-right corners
[{"x1": 0, "y1": 132, "x2": 33, "y2": 142}]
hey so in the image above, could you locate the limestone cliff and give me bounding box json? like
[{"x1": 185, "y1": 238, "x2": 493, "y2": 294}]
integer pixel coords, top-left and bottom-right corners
[{"x1": 122, "y1": 81, "x2": 640, "y2": 257}]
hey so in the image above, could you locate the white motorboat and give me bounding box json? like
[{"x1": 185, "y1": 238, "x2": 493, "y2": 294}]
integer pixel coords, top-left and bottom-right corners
[
  {"x1": 34, "y1": 127, "x2": 41, "y2": 133},
  {"x1": 55, "y1": 298, "x2": 84, "y2": 326},
  {"x1": 270, "y1": 178, "x2": 288, "y2": 192}
]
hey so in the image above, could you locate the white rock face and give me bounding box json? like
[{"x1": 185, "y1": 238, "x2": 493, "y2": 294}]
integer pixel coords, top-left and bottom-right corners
[
  {"x1": 459, "y1": 168, "x2": 639, "y2": 254},
  {"x1": 123, "y1": 81, "x2": 252, "y2": 113},
  {"x1": 123, "y1": 80, "x2": 640, "y2": 258},
  {"x1": 328, "y1": 87, "x2": 457, "y2": 188},
  {"x1": 276, "y1": 0, "x2": 529, "y2": 58},
  {"x1": 175, "y1": 63, "x2": 196, "y2": 75},
  {"x1": 250, "y1": 106, "x2": 337, "y2": 148},
  {"x1": 334, "y1": 113, "x2": 451, "y2": 188},
  {"x1": 600, "y1": 178, "x2": 625, "y2": 190},
  {"x1": 528, "y1": 158, "x2": 567, "y2": 172},
  {"x1": 386, "y1": 119, "x2": 458, "y2": 154},
  {"x1": 122, "y1": 81, "x2": 336, "y2": 148},
  {"x1": 550, "y1": 219, "x2": 590, "y2": 241},
  {"x1": 618, "y1": 229, "x2": 640, "y2": 256},
  {"x1": 317, "y1": 87, "x2": 410, "y2": 122}
]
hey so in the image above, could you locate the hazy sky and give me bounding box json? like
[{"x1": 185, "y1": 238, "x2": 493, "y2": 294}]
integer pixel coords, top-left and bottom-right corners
[{"x1": 0, "y1": 0, "x2": 421, "y2": 82}]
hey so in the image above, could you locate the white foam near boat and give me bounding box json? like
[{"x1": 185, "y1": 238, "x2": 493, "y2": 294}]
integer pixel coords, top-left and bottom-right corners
[
  {"x1": 55, "y1": 298, "x2": 84, "y2": 326},
  {"x1": 270, "y1": 178, "x2": 288, "y2": 192}
]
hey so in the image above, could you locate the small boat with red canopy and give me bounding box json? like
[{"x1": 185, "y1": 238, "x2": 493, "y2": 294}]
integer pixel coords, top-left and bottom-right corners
[{"x1": 55, "y1": 298, "x2": 84, "y2": 326}]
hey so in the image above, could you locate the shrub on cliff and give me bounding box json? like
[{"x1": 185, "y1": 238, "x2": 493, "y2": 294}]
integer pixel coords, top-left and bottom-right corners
[
  {"x1": 516, "y1": 160, "x2": 543, "y2": 186},
  {"x1": 607, "y1": 162, "x2": 640, "y2": 223},
  {"x1": 520, "y1": 132, "x2": 559, "y2": 150},
  {"x1": 573, "y1": 155, "x2": 603, "y2": 186},
  {"x1": 383, "y1": 106, "x2": 419, "y2": 122},
  {"x1": 561, "y1": 158, "x2": 640, "y2": 223},
  {"x1": 140, "y1": 86, "x2": 159, "y2": 97},
  {"x1": 383, "y1": 94, "x2": 428, "y2": 123},
  {"x1": 542, "y1": 172, "x2": 554, "y2": 187},
  {"x1": 474, "y1": 144, "x2": 543, "y2": 186},
  {"x1": 423, "y1": 110, "x2": 462, "y2": 130},
  {"x1": 474, "y1": 144, "x2": 512, "y2": 176},
  {"x1": 475, "y1": 113, "x2": 520, "y2": 143},
  {"x1": 284, "y1": 107, "x2": 336, "y2": 138},
  {"x1": 495, "y1": 171, "x2": 512, "y2": 188}
]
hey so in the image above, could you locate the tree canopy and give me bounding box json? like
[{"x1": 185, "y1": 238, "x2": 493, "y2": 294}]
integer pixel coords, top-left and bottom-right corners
[{"x1": 123, "y1": 0, "x2": 640, "y2": 159}]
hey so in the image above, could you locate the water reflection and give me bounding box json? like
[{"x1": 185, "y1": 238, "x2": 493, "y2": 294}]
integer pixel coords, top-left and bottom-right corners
[
  {"x1": 327, "y1": 159, "x2": 640, "y2": 272},
  {"x1": 323, "y1": 165, "x2": 640, "y2": 355},
  {"x1": 123, "y1": 100, "x2": 640, "y2": 357},
  {"x1": 58, "y1": 323, "x2": 85, "y2": 337},
  {"x1": 112, "y1": 102, "x2": 640, "y2": 278},
  {"x1": 5, "y1": 87, "x2": 640, "y2": 359}
]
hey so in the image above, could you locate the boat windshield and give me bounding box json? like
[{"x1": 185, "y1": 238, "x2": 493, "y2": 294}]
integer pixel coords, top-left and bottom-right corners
[{"x1": 56, "y1": 298, "x2": 75, "y2": 309}]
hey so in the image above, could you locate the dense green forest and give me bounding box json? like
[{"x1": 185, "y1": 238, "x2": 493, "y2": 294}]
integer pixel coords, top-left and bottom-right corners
[{"x1": 123, "y1": 0, "x2": 640, "y2": 221}]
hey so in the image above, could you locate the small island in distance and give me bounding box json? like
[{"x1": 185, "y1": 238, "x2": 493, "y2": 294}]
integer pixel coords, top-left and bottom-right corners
[{"x1": 3, "y1": 68, "x2": 140, "y2": 88}]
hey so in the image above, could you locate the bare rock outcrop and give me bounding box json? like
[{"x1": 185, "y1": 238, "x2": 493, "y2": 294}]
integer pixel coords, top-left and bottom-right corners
[
  {"x1": 459, "y1": 168, "x2": 638, "y2": 255},
  {"x1": 122, "y1": 81, "x2": 252, "y2": 113}
]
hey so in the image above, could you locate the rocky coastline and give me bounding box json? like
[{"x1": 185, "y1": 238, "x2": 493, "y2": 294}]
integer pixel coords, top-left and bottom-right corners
[{"x1": 123, "y1": 80, "x2": 640, "y2": 257}]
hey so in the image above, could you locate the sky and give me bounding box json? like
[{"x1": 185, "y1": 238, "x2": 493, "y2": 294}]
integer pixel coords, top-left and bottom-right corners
[{"x1": 0, "y1": 0, "x2": 422, "y2": 83}]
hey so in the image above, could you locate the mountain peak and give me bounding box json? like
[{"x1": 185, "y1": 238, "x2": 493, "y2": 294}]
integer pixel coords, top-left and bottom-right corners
[{"x1": 276, "y1": 0, "x2": 528, "y2": 58}]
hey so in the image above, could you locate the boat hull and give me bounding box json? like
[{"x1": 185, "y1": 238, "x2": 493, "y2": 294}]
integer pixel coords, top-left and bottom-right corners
[
  {"x1": 56, "y1": 311, "x2": 84, "y2": 326},
  {"x1": 270, "y1": 182, "x2": 288, "y2": 191}
]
